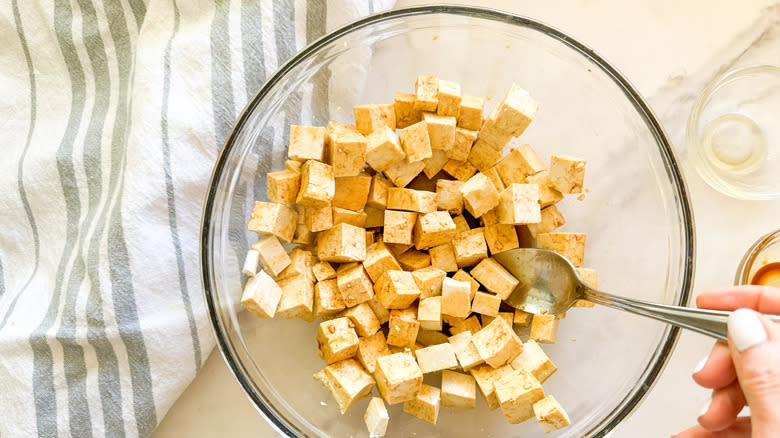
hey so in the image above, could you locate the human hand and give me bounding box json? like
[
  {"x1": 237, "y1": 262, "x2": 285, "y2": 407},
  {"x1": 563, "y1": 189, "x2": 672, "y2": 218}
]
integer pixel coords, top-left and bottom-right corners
[{"x1": 674, "y1": 285, "x2": 780, "y2": 438}]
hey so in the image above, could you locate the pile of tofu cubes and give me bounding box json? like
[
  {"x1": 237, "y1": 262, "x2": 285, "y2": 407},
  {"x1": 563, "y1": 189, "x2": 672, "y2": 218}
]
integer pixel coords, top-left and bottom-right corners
[{"x1": 241, "y1": 76, "x2": 594, "y2": 436}]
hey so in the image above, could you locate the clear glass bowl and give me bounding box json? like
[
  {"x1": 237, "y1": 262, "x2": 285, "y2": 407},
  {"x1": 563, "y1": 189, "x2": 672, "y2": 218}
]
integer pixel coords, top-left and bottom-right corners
[{"x1": 201, "y1": 6, "x2": 695, "y2": 437}]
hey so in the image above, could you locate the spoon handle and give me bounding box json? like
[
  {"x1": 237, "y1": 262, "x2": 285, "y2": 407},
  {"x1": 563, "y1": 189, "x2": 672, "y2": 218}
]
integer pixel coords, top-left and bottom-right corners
[{"x1": 581, "y1": 287, "x2": 780, "y2": 342}]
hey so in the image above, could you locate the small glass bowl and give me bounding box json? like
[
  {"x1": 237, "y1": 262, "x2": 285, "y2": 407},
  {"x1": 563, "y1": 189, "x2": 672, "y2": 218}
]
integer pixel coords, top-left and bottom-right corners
[
  {"x1": 735, "y1": 229, "x2": 780, "y2": 286},
  {"x1": 686, "y1": 65, "x2": 780, "y2": 200}
]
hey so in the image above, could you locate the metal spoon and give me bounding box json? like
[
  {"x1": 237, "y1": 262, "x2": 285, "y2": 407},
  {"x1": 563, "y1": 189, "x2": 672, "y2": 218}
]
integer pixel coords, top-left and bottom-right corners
[{"x1": 493, "y1": 248, "x2": 780, "y2": 341}]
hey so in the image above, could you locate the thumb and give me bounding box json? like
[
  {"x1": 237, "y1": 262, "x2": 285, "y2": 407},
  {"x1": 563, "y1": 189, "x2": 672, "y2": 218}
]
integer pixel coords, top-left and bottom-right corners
[{"x1": 728, "y1": 308, "x2": 780, "y2": 437}]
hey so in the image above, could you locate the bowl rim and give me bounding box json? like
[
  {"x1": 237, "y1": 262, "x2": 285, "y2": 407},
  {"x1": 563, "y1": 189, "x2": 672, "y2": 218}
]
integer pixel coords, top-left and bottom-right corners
[{"x1": 200, "y1": 5, "x2": 696, "y2": 437}]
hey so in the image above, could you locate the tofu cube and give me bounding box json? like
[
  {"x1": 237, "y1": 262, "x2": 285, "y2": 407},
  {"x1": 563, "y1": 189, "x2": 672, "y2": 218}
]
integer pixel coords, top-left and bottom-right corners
[
  {"x1": 337, "y1": 263, "x2": 374, "y2": 308},
  {"x1": 442, "y1": 159, "x2": 478, "y2": 182},
  {"x1": 457, "y1": 95, "x2": 483, "y2": 130},
  {"x1": 333, "y1": 174, "x2": 372, "y2": 211},
  {"x1": 470, "y1": 258, "x2": 519, "y2": 300},
  {"x1": 367, "y1": 297, "x2": 391, "y2": 325},
  {"x1": 314, "y1": 279, "x2": 346, "y2": 317},
  {"x1": 317, "y1": 317, "x2": 359, "y2": 364},
  {"x1": 286, "y1": 159, "x2": 302, "y2": 173},
  {"x1": 242, "y1": 249, "x2": 260, "y2": 276},
  {"x1": 275, "y1": 275, "x2": 314, "y2": 319},
  {"x1": 375, "y1": 353, "x2": 423, "y2": 404},
  {"x1": 525, "y1": 171, "x2": 564, "y2": 207},
  {"x1": 366, "y1": 126, "x2": 405, "y2": 172},
  {"x1": 312, "y1": 261, "x2": 337, "y2": 282},
  {"x1": 251, "y1": 235, "x2": 292, "y2": 277},
  {"x1": 374, "y1": 270, "x2": 421, "y2": 309},
  {"x1": 497, "y1": 184, "x2": 541, "y2": 225},
  {"x1": 441, "y1": 278, "x2": 471, "y2": 318},
  {"x1": 423, "y1": 149, "x2": 449, "y2": 179},
  {"x1": 403, "y1": 384, "x2": 441, "y2": 424},
  {"x1": 451, "y1": 228, "x2": 488, "y2": 267},
  {"x1": 495, "y1": 369, "x2": 545, "y2": 424},
  {"x1": 411, "y1": 266, "x2": 446, "y2": 299},
  {"x1": 494, "y1": 145, "x2": 546, "y2": 186},
  {"x1": 527, "y1": 205, "x2": 566, "y2": 238},
  {"x1": 514, "y1": 308, "x2": 533, "y2": 327},
  {"x1": 461, "y1": 173, "x2": 500, "y2": 218},
  {"x1": 247, "y1": 201, "x2": 297, "y2": 242},
  {"x1": 357, "y1": 332, "x2": 392, "y2": 374},
  {"x1": 267, "y1": 169, "x2": 300, "y2": 204},
  {"x1": 364, "y1": 206, "x2": 385, "y2": 228},
  {"x1": 510, "y1": 340, "x2": 558, "y2": 383},
  {"x1": 536, "y1": 232, "x2": 586, "y2": 266},
  {"x1": 366, "y1": 174, "x2": 391, "y2": 209},
  {"x1": 530, "y1": 314, "x2": 559, "y2": 344},
  {"x1": 548, "y1": 155, "x2": 586, "y2": 194},
  {"x1": 418, "y1": 297, "x2": 442, "y2": 331},
  {"x1": 436, "y1": 80, "x2": 462, "y2": 117},
  {"x1": 313, "y1": 359, "x2": 375, "y2": 414},
  {"x1": 448, "y1": 331, "x2": 484, "y2": 371},
  {"x1": 449, "y1": 314, "x2": 482, "y2": 336},
  {"x1": 483, "y1": 224, "x2": 520, "y2": 255},
  {"x1": 414, "y1": 342, "x2": 458, "y2": 374},
  {"x1": 435, "y1": 179, "x2": 464, "y2": 215},
  {"x1": 397, "y1": 249, "x2": 431, "y2": 271},
  {"x1": 476, "y1": 118, "x2": 514, "y2": 151},
  {"x1": 394, "y1": 91, "x2": 423, "y2": 129},
  {"x1": 414, "y1": 75, "x2": 439, "y2": 111},
  {"x1": 452, "y1": 269, "x2": 480, "y2": 300},
  {"x1": 441, "y1": 370, "x2": 477, "y2": 409},
  {"x1": 416, "y1": 329, "x2": 450, "y2": 346},
  {"x1": 423, "y1": 112, "x2": 456, "y2": 151},
  {"x1": 326, "y1": 121, "x2": 367, "y2": 177},
  {"x1": 452, "y1": 215, "x2": 470, "y2": 234},
  {"x1": 448, "y1": 127, "x2": 477, "y2": 162},
  {"x1": 317, "y1": 223, "x2": 366, "y2": 263},
  {"x1": 467, "y1": 138, "x2": 503, "y2": 172},
  {"x1": 482, "y1": 312, "x2": 514, "y2": 329},
  {"x1": 484, "y1": 167, "x2": 505, "y2": 193},
  {"x1": 429, "y1": 243, "x2": 458, "y2": 272},
  {"x1": 382, "y1": 210, "x2": 417, "y2": 245},
  {"x1": 574, "y1": 267, "x2": 598, "y2": 307},
  {"x1": 296, "y1": 160, "x2": 335, "y2": 207},
  {"x1": 304, "y1": 205, "x2": 333, "y2": 232},
  {"x1": 288, "y1": 125, "x2": 327, "y2": 162},
  {"x1": 292, "y1": 224, "x2": 316, "y2": 246},
  {"x1": 363, "y1": 241, "x2": 403, "y2": 282},
  {"x1": 534, "y1": 395, "x2": 571, "y2": 433},
  {"x1": 240, "y1": 270, "x2": 283, "y2": 318},
  {"x1": 386, "y1": 188, "x2": 436, "y2": 213},
  {"x1": 492, "y1": 85, "x2": 539, "y2": 136},
  {"x1": 471, "y1": 291, "x2": 501, "y2": 317},
  {"x1": 399, "y1": 121, "x2": 432, "y2": 163},
  {"x1": 332, "y1": 207, "x2": 367, "y2": 228},
  {"x1": 471, "y1": 316, "x2": 524, "y2": 367},
  {"x1": 339, "y1": 302, "x2": 381, "y2": 337},
  {"x1": 275, "y1": 248, "x2": 313, "y2": 282},
  {"x1": 364, "y1": 397, "x2": 390, "y2": 437},
  {"x1": 480, "y1": 208, "x2": 499, "y2": 226},
  {"x1": 413, "y1": 211, "x2": 457, "y2": 250},
  {"x1": 384, "y1": 158, "x2": 425, "y2": 187},
  {"x1": 353, "y1": 103, "x2": 396, "y2": 135},
  {"x1": 470, "y1": 364, "x2": 514, "y2": 410}
]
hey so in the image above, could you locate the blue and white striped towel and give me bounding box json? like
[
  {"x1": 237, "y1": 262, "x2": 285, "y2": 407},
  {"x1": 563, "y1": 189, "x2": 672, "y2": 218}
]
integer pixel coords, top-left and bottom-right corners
[{"x1": 0, "y1": 0, "x2": 393, "y2": 436}]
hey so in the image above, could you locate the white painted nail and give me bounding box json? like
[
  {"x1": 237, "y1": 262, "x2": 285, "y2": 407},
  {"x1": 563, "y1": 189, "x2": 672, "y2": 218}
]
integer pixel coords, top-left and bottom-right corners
[
  {"x1": 698, "y1": 399, "x2": 711, "y2": 418},
  {"x1": 728, "y1": 308, "x2": 768, "y2": 352},
  {"x1": 693, "y1": 356, "x2": 708, "y2": 374}
]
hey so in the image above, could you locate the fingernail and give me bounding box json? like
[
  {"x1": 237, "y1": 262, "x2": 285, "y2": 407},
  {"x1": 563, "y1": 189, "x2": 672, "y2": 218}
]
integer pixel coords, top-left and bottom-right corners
[
  {"x1": 698, "y1": 399, "x2": 710, "y2": 418},
  {"x1": 693, "y1": 356, "x2": 707, "y2": 374},
  {"x1": 728, "y1": 308, "x2": 768, "y2": 352}
]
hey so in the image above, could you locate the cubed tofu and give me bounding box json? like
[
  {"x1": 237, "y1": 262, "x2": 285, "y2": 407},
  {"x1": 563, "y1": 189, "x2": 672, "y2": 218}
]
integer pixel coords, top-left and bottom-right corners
[
  {"x1": 435, "y1": 179, "x2": 464, "y2": 215},
  {"x1": 364, "y1": 206, "x2": 385, "y2": 228},
  {"x1": 384, "y1": 158, "x2": 425, "y2": 187},
  {"x1": 476, "y1": 118, "x2": 514, "y2": 151},
  {"x1": 292, "y1": 224, "x2": 316, "y2": 246},
  {"x1": 442, "y1": 159, "x2": 478, "y2": 182},
  {"x1": 411, "y1": 266, "x2": 446, "y2": 299},
  {"x1": 353, "y1": 103, "x2": 396, "y2": 135},
  {"x1": 242, "y1": 249, "x2": 260, "y2": 276},
  {"x1": 286, "y1": 159, "x2": 302, "y2": 174},
  {"x1": 313, "y1": 261, "x2": 337, "y2": 282},
  {"x1": 574, "y1": 267, "x2": 598, "y2": 307},
  {"x1": 471, "y1": 291, "x2": 501, "y2": 317},
  {"x1": 318, "y1": 223, "x2": 366, "y2": 263},
  {"x1": 536, "y1": 232, "x2": 586, "y2": 267},
  {"x1": 514, "y1": 308, "x2": 533, "y2": 327},
  {"x1": 413, "y1": 212, "x2": 457, "y2": 250},
  {"x1": 484, "y1": 167, "x2": 505, "y2": 194},
  {"x1": 429, "y1": 243, "x2": 458, "y2": 272},
  {"x1": 314, "y1": 278, "x2": 346, "y2": 317},
  {"x1": 491, "y1": 85, "x2": 538, "y2": 136},
  {"x1": 530, "y1": 314, "x2": 559, "y2": 344},
  {"x1": 510, "y1": 340, "x2": 557, "y2": 383},
  {"x1": 339, "y1": 302, "x2": 381, "y2": 337},
  {"x1": 452, "y1": 270, "x2": 480, "y2": 300},
  {"x1": 382, "y1": 210, "x2": 417, "y2": 245},
  {"x1": 483, "y1": 224, "x2": 520, "y2": 255},
  {"x1": 423, "y1": 149, "x2": 449, "y2": 179},
  {"x1": 395, "y1": 92, "x2": 423, "y2": 129},
  {"x1": 267, "y1": 169, "x2": 300, "y2": 204},
  {"x1": 548, "y1": 155, "x2": 586, "y2": 194},
  {"x1": 497, "y1": 184, "x2": 541, "y2": 225},
  {"x1": 241, "y1": 270, "x2": 283, "y2": 318},
  {"x1": 461, "y1": 173, "x2": 500, "y2": 218},
  {"x1": 441, "y1": 277, "x2": 471, "y2": 318},
  {"x1": 449, "y1": 314, "x2": 482, "y2": 336},
  {"x1": 374, "y1": 270, "x2": 421, "y2": 309},
  {"x1": 423, "y1": 112, "x2": 457, "y2": 151},
  {"x1": 467, "y1": 138, "x2": 503, "y2": 172},
  {"x1": 418, "y1": 296, "x2": 442, "y2": 331},
  {"x1": 525, "y1": 172, "x2": 564, "y2": 210},
  {"x1": 470, "y1": 364, "x2": 514, "y2": 410},
  {"x1": 495, "y1": 145, "x2": 546, "y2": 186},
  {"x1": 333, "y1": 174, "x2": 372, "y2": 211},
  {"x1": 296, "y1": 160, "x2": 335, "y2": 207},
  {"x1": 251, "y1": 235, "x2": 292, "y2": 277},
  {"x1": 451, "y1": 228, "x2": 489, "y2": 267},
  {"x1": 275, "y1": 275, "x2": 314, "y2": 319},
  {"x1": 403, "y1": 383, "x2": 441, "y2": 425},
  {"x1": 452, "y1": 215, "x2": 470, "y2": 234},
  {"x1": 387, "y1": 307, "x2": 420, "y2": 348},
  {"x1": 364, "y1": 397, "x2": 390, "y2": 437},
  {"x1": 441, "y1": 370, "x2": 477, "y2": 409},
  {"x1": 415, "y1": 342, "x2": 458, "y2": 374},
  {"x1": 313, "y1": 359, "x2": 375, "y2": 414},
  {"x1": 527, "y1": 205, "x2": 566, "y2": 238},
  {"x1": 458, "y1": 95, "x2": 484, "y2": 131},
  {"x1": 276, "y1": 248, "x2": 313, "y2": 282},
  {"x1": 375, "y1": 353, "x2": 424, "y2": 404},
  {"x1": 317, "y1": 317, "x2": 359, "y2": 364},
  {"x1": 480, "y1": 208, "x2": 499, "y2": 226},
  {"x1": 363, "y1": 241, "x2": 403, "y2": 282},
  {"x1": 357, "y1": 332, "x2": 392, "y2": 374},
  {"x1": 367, "y1": 174, "x2": 391, "y2": 209},
  {"x1": 332, "y1": 207, "x2": 367, "y2": 228},
  {"x1": 470, "y1": 258, "x2": 519, "y2": 300},
  {"x1": 448, "y1": 331, "x2": 485, "y2": 371},
  {"x1": 397, "y1": 249, "x2": 431, "y2": 271},
  {"x1": 247, "y1": 201, "x2": 298, "y2": 242},
  {"x1": 326, "y1": 121, "x2": 367, "y2": 177},
  {"x1": 437, "y1": 80, "x2": 462, "y2": 117},
  {"x1": 399, "y1": 121, "x2": 432, "y2": 163},
  {"x1": 482, "y1": 312, "x2": 514, "y2": 329},
  {"x1": 337, "y1": 263, "x2": 374, "y2": 308},
  {"x1": 414, "y1": 75, "x2": 439, "y2": 112},
  {"x1": 304, "y1": 205, "x2": 333, "y2": 232},
  {"x1": 471, "y1": 316, "x2": 524, "y2": 367},
  {"x1": 448, "y1": 127, "x2": 477, "y2": 162},
  {"x1": 367, "y1": 297, "x2": 391, "y2": 325},
  {"x1": 288, "y1": 125, "x2": 327, "y2": 162},
  {"x1": 495, "y1": 369, "x2": 545, "y2": 424},
  {"x1": 534, "y1": 395, "x2": 571, "y2": 433},
  {"x1": 365, "y1": 126, "x2": 405, "y2": 172},
  {"x1": 386, "y1": 188, "x2": 437, "y2": 213},
  {"x1": 417, "y1": 329, "x2": 450, "y2": 346}
]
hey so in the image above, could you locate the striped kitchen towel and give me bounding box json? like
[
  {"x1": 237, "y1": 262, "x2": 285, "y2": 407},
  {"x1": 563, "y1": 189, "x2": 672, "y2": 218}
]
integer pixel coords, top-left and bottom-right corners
[{"x1": 0, "y1": 0, "x2": 394, "y2": 437}]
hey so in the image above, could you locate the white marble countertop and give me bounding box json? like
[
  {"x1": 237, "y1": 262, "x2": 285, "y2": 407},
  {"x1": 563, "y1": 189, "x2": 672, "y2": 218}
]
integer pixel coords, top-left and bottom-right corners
[{"x1": 154, "y1": 0, "x2": 780, "y2": 436}]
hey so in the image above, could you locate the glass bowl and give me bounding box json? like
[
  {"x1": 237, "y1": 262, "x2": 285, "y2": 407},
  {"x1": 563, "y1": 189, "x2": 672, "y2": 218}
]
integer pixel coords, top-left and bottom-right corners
[
  {"x1": 201, "y1": 6, "x2": 695, "y2": 438},
  {"x1": 735, "y1": 229, "x2": 780, "y2": 287}
]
